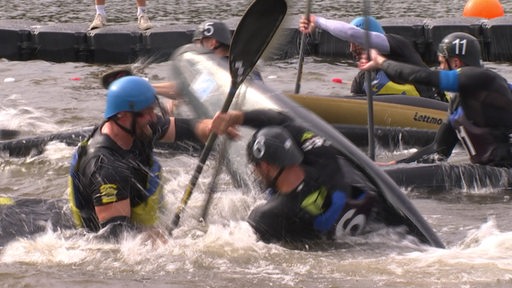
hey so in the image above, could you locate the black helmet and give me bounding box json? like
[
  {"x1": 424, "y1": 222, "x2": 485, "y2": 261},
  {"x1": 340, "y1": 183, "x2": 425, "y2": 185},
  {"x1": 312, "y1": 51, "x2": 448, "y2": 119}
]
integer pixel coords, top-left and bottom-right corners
[
  {"x1": 437, "y1": 32, "x2": 482, "y2": 67},
  {"x1": 194, "y1": 20, "x2": 231, "y2": 46},
  {"x1": 246, "y1": 126, "x2": 304, "y2": 167}
]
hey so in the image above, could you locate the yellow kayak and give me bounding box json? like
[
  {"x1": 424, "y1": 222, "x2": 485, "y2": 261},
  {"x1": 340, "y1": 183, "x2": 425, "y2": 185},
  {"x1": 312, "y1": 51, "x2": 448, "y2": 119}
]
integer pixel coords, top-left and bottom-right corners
[{"x1": 287, "y1": 93, "x2": 447, "y2": 131}]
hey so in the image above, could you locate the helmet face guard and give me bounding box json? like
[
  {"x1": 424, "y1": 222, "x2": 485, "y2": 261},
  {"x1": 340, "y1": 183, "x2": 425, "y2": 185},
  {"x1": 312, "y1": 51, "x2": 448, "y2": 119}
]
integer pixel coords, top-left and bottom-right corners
[
  {"x1": 192, "y1": 28, "x2": 203, "y2": 42},
  {"x1": 437, "y1": 42, "x2": 453, "y2": 70}
]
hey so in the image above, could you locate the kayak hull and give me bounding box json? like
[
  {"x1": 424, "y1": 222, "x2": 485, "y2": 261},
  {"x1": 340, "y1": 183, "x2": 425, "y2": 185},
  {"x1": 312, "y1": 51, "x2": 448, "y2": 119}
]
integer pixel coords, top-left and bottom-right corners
[
  {"x1": 288, "y1": 93, "x2": 446, "y2": 131},
  {"x1": 170, "y1": 44, "x2": 445, "y2": 248},
  {"x1": 385, "y1": 162, "x2": 512, "y2": 192}
]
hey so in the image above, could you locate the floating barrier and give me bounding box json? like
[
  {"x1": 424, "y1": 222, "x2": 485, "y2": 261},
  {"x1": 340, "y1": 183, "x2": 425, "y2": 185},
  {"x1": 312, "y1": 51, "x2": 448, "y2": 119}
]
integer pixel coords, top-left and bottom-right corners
[
  {"x1": 1, "y1": 16, "x2": 511, "y2": 64},
  {"x1": 0, "y1": 19, "x2": 194, "y2": 64}
]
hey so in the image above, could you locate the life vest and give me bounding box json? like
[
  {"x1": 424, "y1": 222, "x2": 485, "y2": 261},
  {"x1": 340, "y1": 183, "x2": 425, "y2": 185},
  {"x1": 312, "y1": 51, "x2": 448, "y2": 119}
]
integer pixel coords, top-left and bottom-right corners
[
  {"x1": 300, "y1": 184, "x2": 375, "y2": 237},
  {"x1": 68, "y1": 127, "x2": 164, "y2": 231},
  {"x1": 364, "y1": 70, "x2": 420, "y2": 96},
  {"x1": 300, "y1": 185, "x2": 328, "y2": 215},
  {"x1": 68, "y1": 127, "x2": 98, "y2": 230}
]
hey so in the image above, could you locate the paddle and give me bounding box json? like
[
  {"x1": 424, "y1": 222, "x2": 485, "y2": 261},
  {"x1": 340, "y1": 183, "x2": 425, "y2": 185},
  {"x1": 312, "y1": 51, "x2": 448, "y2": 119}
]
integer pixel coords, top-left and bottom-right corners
[
  {"x1": 294, "y1": 0, "x2": 312, "y2": 94},
  {"x1": 169, "y1": 0, "x2": 287, "y2": 233},
  {"x1": 363, "y1": 1, "x2": 376, "y2": 160},
  {"x1": 198, "y1": 137, "x2": 230, "y2": 223}
]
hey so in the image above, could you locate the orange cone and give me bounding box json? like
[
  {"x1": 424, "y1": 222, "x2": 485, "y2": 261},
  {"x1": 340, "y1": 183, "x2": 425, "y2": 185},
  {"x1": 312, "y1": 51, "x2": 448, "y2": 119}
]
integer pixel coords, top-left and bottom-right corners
[{"x1": 463, "y1": 0, "x2": 504, "y2": 19}]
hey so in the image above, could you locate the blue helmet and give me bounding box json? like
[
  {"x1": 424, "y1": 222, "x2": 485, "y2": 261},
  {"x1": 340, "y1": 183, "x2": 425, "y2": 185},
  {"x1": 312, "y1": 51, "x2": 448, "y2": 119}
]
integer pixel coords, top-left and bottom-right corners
[
  {"x1": 350, "y1": 16, "x2": 385, "y2": 35},
  {"x1": 104, "y1": 76, "x2": 156, "y2": 119}
]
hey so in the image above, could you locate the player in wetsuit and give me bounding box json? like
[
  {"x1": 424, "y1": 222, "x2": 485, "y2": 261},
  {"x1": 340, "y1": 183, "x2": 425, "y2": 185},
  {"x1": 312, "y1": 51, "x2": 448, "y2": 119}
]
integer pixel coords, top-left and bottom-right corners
[
  {"x1": 361, "y1": 32, "x2": 512, "y2": 167},
  {"x1": 68, "y1": 76, "x2": 216, "y2": 238},
  {"x1": 151, "y1": 20, "x2": 232, "y2": 99},
  {"x1": 211, "y1": 109, "x2": 376, "y2": 243},
  {"x1": 299, "y1": 15, "x2": 444, "y2": 101}
]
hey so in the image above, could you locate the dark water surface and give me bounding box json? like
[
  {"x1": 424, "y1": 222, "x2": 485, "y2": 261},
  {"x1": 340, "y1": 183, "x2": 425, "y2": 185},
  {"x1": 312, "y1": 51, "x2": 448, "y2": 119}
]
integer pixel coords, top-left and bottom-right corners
[{"x1": 2, "y1": 1, "x2": 512, "y2": 287}]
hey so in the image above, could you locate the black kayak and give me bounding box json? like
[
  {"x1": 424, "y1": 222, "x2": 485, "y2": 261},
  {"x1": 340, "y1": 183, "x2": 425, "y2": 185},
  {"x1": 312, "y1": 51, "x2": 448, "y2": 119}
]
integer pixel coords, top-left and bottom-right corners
[
  {"x1": 169, "y1": 44, "x2": 444, "y2": 248},
  {"x1": 0, "y1": 197, "x2": 73, "y2": 247},
  {"x1": 0, "y1": 127, "x2": 204, "y2": 158},
  {"x1": 384, "y1": 162, "x2": 512, "y2": 192}
]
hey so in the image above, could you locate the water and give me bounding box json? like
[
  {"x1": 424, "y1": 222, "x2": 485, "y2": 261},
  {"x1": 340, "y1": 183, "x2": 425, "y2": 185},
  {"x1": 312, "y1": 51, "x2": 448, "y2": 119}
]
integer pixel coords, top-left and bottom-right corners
[
  {"x1": 2, "y1": 0, "x2": 512, "y2": 287},
  {"x1": 3, "y1": 0, "x2": 477, "y2": 25}
]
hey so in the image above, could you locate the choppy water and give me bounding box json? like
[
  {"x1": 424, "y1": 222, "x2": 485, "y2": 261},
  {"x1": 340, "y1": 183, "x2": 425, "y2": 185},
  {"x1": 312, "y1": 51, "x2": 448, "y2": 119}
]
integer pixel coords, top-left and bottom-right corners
[
  {"x1": 3, "y1": 0, "x2": 478, "y2": 25},
  {"x1": 2, "y1": 0, "x2": 512, "y2": 287}
]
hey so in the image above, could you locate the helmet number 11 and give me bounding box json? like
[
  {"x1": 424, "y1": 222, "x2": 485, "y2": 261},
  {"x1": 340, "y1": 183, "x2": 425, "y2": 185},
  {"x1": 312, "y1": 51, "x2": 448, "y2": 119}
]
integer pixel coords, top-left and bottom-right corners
[{"x1": 452, "y1": 39, "x2": 467, "y2": 55}]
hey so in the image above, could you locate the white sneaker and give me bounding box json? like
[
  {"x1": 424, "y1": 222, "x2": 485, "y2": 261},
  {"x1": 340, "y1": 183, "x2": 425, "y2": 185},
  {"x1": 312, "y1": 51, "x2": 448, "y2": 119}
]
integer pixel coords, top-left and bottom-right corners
[
  {"x1": 89, "y1": 14, "x2": 106, "y2": 30},
  {"x1": 138, "y1": 14, "x2": 153, "y2": 30}
]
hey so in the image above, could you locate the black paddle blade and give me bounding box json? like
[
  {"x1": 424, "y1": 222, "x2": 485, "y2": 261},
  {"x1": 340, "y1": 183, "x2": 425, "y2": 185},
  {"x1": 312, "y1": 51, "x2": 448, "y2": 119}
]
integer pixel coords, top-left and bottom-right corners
[
  {"x1": 100, "y1": 68, "x2": 134, "y2": 89},
  {"x1": 229, "y1": 0, "x2": 287, "y2": 86}
]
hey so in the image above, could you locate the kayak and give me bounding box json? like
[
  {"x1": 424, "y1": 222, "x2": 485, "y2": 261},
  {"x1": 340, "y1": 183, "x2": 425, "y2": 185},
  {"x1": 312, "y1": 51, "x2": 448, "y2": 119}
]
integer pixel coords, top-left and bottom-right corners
[
  {"x1": 287, "y1": 93, "x2": 447, "y2": 131},
  {"x1": 384, "y1": 162, "x2": 512, "y2": 192},
  {"x1": 0, "y1": 197, "x2": 72, "y2": 247},
  {"x1": 170, "y1": 44, "x2": 444, "y2": 248},
  {"x1": 0, "y1": 114, "x2": 439, "y2": 157},
  {"x1": 288, "y1": 94, "x2": 446, "y2": 148},
  {"x1": 0, "y1": 127, "x2": 203, "y2": 158}
]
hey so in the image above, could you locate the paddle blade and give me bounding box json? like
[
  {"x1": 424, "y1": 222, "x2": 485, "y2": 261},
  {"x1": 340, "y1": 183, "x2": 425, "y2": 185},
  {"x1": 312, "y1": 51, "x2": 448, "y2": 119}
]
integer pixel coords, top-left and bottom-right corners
[{"x1": 229, "y1": 0, "x2": 287, "y2": 86}]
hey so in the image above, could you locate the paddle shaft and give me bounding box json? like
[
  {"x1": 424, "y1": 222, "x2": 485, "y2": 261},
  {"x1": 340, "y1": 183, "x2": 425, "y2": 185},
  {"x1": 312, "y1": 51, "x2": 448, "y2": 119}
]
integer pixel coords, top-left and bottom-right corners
[
  {"x1": 294, "y1": 0, "x2": 312, "y2": 94},
  {"x1": 363, "y1": 1, "x2": 376, "y2": 160},
  {"x1": 171, "y1": 83, "x2": 237, "y2": 229},
  {"x1": 199, "y1": 137, "x2": 229, "y2": 222}
]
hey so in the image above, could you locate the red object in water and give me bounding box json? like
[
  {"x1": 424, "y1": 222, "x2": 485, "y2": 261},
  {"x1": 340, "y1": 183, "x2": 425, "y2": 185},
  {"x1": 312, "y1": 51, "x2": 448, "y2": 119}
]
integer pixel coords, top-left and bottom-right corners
[
  {"x1": 331, "y1": 77, "x2": 343, "y2": 84},
  {"x1": 70, "y1": 77, "x2": 81, "y2": 81}
]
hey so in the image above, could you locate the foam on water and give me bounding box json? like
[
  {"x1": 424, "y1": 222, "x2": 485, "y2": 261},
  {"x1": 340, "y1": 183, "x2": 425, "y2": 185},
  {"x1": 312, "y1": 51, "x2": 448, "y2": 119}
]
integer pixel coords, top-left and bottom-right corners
[{"x1": 2, "y1": 196, "x2": 512, "y2": 287}]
